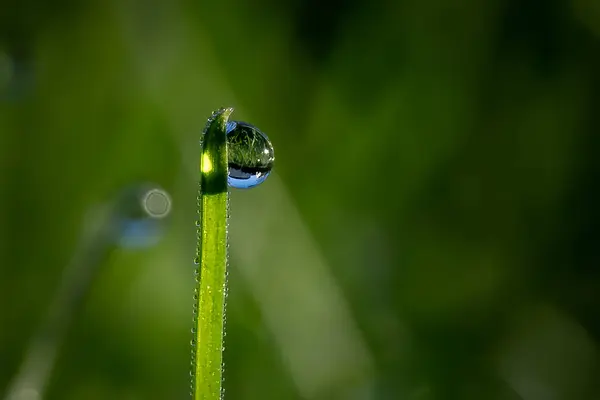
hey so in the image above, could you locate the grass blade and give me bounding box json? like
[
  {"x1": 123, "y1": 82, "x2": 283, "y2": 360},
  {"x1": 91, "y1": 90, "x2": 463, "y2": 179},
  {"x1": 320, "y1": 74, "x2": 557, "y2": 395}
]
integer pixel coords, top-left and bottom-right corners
[{"x1": 192, "y1": 108, "x2": 233, "y2": 400}]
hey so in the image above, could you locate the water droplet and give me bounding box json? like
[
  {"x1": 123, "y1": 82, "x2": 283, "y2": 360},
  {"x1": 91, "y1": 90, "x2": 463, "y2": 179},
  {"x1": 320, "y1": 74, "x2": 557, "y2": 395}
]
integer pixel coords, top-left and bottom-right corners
[
  {"x1": 226, "y1": 121, "x2": 274, "y2": 189},
  {"x1": 113, "y1": 184, "x2": 171, "y2": 249},
  {"x1": 193, "y1": 256, "x2": 200, "y2": 265},
  {"x1": 142, "y1": 188, "x2": 171, "y2": 218}
]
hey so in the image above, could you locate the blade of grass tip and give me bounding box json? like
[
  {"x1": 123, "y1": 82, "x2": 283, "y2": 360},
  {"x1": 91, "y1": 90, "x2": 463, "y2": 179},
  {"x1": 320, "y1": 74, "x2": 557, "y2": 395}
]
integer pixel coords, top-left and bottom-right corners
[{"x1": 192, "y1": 107, "x2": 233, "y2": 400}]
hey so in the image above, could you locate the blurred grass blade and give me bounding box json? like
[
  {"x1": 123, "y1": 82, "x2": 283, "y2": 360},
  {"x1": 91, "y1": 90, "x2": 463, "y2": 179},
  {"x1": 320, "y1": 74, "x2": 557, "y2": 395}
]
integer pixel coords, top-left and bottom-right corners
[
  {"x1": 4, "y1": 184, "x2": 171, "y2": 400},
  {"x1": 192, "y1": 108, "x2": 233, "y2": 400}
]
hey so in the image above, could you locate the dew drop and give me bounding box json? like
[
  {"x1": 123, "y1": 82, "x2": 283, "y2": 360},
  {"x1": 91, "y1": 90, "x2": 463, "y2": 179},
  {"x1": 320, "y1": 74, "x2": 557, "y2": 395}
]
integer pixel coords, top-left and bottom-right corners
[
  {"x1": 142, "y1": 188, "x2": 171, "y2": 218},
  {"x1": 226, "y1": 121, "x2": 274, "y2": 189},
  {"x1": 114, "y1": 185, "x2": 171, "y2": 249}
]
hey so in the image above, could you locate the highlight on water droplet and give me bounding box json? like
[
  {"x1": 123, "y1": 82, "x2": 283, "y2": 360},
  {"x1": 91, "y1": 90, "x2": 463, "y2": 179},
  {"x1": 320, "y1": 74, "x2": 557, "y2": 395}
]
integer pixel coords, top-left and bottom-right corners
[{"x1": 225, "y1": 121, "x2": 274, "y2": 189}]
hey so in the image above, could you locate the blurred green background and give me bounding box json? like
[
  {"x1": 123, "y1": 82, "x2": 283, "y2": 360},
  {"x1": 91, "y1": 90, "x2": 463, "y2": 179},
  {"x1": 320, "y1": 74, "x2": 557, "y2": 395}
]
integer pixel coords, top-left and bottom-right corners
[{"x1": 2, "y1": 0, "x2": 600, "y2": 399}]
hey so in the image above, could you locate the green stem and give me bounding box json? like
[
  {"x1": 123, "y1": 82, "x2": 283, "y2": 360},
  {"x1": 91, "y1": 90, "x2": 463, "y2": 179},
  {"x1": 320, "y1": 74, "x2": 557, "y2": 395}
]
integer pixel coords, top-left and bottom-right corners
[{"x1": 192, "y1": 108, "x2": 233, "y2": 400}]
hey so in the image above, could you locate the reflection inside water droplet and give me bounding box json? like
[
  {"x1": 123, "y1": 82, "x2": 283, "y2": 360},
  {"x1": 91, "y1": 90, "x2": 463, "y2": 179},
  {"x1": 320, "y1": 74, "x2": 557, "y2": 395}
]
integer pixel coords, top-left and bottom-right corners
[{"x1": 226, "y1": 121, "x2": 274, "y2": 189}]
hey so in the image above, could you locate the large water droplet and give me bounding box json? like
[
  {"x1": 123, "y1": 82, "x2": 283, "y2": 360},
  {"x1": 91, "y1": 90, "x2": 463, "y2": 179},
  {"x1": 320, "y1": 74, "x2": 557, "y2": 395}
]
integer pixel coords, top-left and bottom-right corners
[{"x1": 226, "y1": 121, "x2": 274, "y2": 189}]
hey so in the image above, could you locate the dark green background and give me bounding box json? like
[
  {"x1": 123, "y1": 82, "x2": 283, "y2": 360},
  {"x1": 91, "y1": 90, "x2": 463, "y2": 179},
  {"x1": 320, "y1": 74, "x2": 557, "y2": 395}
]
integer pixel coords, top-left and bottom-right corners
[{"x1": 2, "y1": 0, "x2": 600, "y2": 399}]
